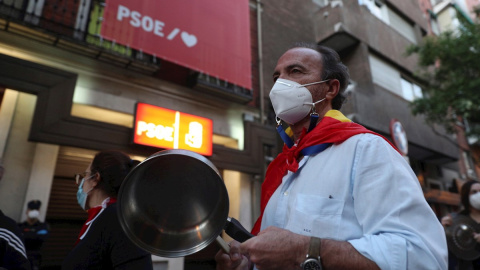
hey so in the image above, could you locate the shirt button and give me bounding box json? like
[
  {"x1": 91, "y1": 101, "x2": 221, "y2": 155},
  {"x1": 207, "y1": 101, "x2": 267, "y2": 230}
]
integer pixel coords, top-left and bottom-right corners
[{"x1": 284, "y1": 191, "x2": 288, "y2": 196}]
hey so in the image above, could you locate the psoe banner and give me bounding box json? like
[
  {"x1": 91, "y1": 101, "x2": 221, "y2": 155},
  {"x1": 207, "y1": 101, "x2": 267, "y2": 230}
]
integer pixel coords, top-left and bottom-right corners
[
  {"x1": 133, "y1": 103, "x2": 213, "y2": 156},
  {"x1": 101, "y1": 0, "x2": 251, "y2": 90}
]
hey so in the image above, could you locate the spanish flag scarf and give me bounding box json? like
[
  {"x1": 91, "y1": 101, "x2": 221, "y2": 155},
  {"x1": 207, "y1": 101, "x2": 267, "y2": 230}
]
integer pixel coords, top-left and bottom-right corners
[{"x1": 251, "y1": 110, "x2": 397, "y2": 235}]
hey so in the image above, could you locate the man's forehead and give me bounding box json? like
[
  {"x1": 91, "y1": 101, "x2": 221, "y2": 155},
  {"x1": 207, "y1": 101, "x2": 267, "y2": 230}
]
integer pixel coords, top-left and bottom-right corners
[{"x1": 276, "y1": 47, "x2": 322, "y2": 69}]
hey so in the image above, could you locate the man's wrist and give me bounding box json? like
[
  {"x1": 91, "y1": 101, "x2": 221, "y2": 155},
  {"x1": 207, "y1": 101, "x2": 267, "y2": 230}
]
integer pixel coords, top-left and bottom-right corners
[
  {"x1": 296, "y1": 234, "x2": 312, "y2": 268},
  {"x1": 300, "y1": 237, "x2": 323, "y2": 270}
]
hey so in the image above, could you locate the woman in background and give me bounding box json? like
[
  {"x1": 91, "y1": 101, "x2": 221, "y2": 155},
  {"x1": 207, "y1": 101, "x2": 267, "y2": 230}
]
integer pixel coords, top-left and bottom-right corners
[
  {"x1": 62, "y1": 150, "x2": 152, "y2": 270},
  {"x1": 442, "y1": 180, "x2": 480, "y2": 270}
]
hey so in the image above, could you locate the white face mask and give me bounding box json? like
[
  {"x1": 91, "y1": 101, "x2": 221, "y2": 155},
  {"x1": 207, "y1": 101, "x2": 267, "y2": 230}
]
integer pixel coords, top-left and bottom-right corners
[
  {"x1": 469, "y1": 192, "x2": 480, "y2": 210},
  {"x1": 28, "y1": 210, "x2": 40, "y2": 219},
  {"x1": 269, "y1": 78, "x2": 329, "y2": 125}
]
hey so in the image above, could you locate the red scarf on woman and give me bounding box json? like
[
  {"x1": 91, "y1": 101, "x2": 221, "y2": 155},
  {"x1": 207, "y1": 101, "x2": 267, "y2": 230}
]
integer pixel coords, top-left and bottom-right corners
[
  {"x1": 75, "y1": 197, "x2": 117, "y2": 245},
  {"x1": 251, "y1": 110, "x2": 398, "y2": 235}
]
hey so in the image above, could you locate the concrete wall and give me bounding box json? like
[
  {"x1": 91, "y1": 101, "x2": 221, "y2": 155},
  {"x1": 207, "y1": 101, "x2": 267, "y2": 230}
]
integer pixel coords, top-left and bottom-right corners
[
  {"x1": 223, "y1": 170, "x2": 253, "y2": 231},
  {"x1": 313, "y1": 3, "x2": 421, "y2": 74},
  {"x1": 0, "y1": 91, "x2": 37, "y2": 220},
  {"x1": 387, "y1": 0, "x2": 429, "y2": 30},
  {"x1": 260, "y1": 0, "x2": 319, "y2": 125},
  {"x1": 20, "y1": 143, "x2": 59, "y2": 223}
]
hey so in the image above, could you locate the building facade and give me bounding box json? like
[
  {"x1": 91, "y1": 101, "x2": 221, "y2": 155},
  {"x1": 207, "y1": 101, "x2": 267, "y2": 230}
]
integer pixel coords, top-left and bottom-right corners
[
  {"x1": 317, "y1": 0, "x2": 459, "y2": 180},
  {"x1": 0, "y1": 0, "x2": 277, "y2": 269}
]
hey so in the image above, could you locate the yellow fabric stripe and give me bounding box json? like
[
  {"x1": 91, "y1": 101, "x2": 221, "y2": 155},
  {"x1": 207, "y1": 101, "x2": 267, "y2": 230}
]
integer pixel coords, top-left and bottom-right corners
[
  {"x1": 285, "y1": 126, "x2": 294, "y2": 137},
  {"x1": 325, "y1": 110, "x2": 352, "y2": 123},
  {"x1": 284, "y1": 110, "x2": 351, "y2": 141}
]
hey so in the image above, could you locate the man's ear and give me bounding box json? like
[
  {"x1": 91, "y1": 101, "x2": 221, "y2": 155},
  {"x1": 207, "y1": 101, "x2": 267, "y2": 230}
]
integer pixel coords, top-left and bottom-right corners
[
  {"x1": 325, "y1": 79, "x2": 340, "y2": 100},
  {"x1": 91, "y1": 172, "x2": 101, "y2": 187}
]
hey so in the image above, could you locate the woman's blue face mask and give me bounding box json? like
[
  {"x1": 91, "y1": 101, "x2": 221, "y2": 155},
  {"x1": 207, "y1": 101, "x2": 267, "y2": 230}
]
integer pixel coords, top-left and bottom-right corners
[{"x1": 76, "y1": 174, "x2": 95, "y2": 210}]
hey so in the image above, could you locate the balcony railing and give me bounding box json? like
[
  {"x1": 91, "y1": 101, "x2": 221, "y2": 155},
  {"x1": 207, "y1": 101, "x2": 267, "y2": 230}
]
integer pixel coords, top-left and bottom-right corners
[{"x1": 0, "y1": 0, "x2": 162, "y2": 72}]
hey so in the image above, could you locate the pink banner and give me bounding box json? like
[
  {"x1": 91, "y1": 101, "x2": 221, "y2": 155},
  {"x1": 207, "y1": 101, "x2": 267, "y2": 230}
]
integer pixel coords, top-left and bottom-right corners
[{"x1": 101, "y1": 0, "x2": 252, "y2": 89}]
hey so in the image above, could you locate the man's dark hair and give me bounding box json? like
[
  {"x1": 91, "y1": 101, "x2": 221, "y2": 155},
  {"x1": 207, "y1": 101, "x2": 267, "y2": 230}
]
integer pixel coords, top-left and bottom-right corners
[
  {"x1": 291, "y1": 42, "x2": 350, "y2": 110},
  {"x1": 28, "y1": 200, "x2": 42, "y2": 210}
]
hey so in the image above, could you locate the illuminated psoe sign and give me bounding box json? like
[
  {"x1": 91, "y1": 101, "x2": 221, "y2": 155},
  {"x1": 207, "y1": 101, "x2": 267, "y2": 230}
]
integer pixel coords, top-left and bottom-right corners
[{"x1": 133, "y1": 103, "x2": 213, "y2": 156}]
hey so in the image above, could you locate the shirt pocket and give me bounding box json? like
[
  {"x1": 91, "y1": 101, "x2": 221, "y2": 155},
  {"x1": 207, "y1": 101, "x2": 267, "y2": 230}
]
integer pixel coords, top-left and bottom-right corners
[{"x1": 286, "y1": 194, "x2": 344, "y2": 238}]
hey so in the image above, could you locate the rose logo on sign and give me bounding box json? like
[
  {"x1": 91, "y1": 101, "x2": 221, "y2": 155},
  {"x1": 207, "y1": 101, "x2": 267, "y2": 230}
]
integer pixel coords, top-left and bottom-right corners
[{"x1": 116, "y1": 5, "x2": 197, "y2": 48}]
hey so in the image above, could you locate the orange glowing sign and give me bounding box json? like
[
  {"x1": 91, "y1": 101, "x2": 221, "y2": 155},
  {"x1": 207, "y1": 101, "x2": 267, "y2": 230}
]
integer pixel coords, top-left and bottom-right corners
[{"x1": 133, "y1": 103, "x2": 213, "y2": 156}]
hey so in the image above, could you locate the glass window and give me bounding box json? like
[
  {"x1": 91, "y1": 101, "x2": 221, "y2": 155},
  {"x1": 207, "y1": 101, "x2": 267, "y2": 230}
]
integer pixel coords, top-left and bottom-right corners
[
  {"x1": 400, "y1": 78, "x2": 414, "y2": 101},
  {"x1": 312, "y1": 0, "x2": 329, "y2": 7},
  {"x1": 400, "y1": 78, "x2": 423, "y2": 101},
  {"x1": 413, "y1": 84, "x2": 423, "y2": 99},
  {"x1": 430, "y1": 18, "x2": 440, "y2": 35},
  {"x1": 387, "y1": 8, "x2": 416, "y2": 43},
  {"x1": 369, "y1": 54, "x2": 424, "y2": 102},
  {"x1": 369, "y1": 54, "x2": 402, "y2": 96},
  {"x1": 359, "y1": 0, "x2": 388, "y2": 23}
]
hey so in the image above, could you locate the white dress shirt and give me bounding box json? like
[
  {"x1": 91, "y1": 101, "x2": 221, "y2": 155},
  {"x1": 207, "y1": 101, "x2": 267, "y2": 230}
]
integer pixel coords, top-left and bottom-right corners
[{"x1": 260, "y1": 133, "x2": 447, "y2": 270}]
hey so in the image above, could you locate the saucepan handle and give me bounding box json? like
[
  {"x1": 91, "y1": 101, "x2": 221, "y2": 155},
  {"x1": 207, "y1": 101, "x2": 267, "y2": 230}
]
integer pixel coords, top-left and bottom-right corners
[
  {"x1": 216, "y1": 236, "x2": 231, "y2": 253},
  {"x1": 216, "y1": 217, "x2": 255, "y2": 253},
  {"x1": 224, "y1": 217, "x2": 255, "y2": 243}
]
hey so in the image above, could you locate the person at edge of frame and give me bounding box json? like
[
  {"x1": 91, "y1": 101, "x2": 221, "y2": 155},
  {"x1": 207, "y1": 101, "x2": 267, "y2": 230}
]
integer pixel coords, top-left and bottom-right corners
[
  {"x1": 0, "y1": 162, "x2": 31, "y2": 270},
  {"x1": 442, "y1": 180, "x2": 480, "y2": 270},
  {"x1": 18, "y1": 200, "x2": 49, "y2": 270}
]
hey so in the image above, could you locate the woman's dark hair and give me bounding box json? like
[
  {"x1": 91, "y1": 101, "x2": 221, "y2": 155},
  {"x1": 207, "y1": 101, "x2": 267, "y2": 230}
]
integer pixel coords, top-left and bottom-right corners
[
  {"x1": 291, "y1": 42, "x2": 350, "y2": 110},
  {"x1": 90, "y1": 150, "x2": 140, "y2": 197},
  {"x1": 460, "y1": 180, "x2": 480, "y2": 215}
]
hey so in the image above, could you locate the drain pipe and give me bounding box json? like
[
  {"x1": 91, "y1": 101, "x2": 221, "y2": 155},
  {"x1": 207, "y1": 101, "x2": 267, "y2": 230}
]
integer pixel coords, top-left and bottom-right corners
[{"x1": 256, "y1": 0, "x2": 265, "y2": 124}]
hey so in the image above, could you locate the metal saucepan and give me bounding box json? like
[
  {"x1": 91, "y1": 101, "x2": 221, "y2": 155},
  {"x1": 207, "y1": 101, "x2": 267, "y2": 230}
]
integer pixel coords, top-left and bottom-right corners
[
  {"x1": 445, "y1": 215, "x2": 480, "y2": 260},
  {"x1": 117, "y1": 149, "x2": 253, "y2": 257}
]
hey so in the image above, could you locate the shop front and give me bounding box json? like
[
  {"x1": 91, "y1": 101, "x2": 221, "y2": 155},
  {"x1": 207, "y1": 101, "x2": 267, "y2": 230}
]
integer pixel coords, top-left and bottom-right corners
[{"x1": 0, "y1": 29, "x2": 275, "y2": 268}]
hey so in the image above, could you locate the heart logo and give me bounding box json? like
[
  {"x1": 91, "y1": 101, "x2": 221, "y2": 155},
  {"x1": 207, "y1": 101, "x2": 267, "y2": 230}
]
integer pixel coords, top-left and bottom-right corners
[{"x1": 181, "y1": 32, "x2": 197, "y2": 47}]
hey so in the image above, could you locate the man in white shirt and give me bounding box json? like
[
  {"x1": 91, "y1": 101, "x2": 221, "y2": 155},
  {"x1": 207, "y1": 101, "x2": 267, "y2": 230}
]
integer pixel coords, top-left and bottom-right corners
[{"x1": 215, "y1": 43, "x2": 447, "y2": 270}]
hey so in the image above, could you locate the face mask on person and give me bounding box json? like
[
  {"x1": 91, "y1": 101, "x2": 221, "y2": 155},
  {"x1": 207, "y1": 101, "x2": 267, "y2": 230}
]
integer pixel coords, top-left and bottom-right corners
[
  {"x1": 269, "y1": 78, "x2": 329, "y2": 125},
  {"x1": 77, "y1": 175, "x2": 95, "y2": 210},
  {"x1": 470, "y1": 192, "x2": 480, "y2": 210},
  {"x1": 27, "y1": 210, "x2": 40, "y2": 219}
]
